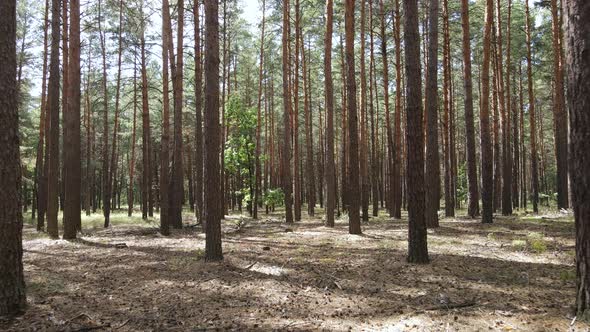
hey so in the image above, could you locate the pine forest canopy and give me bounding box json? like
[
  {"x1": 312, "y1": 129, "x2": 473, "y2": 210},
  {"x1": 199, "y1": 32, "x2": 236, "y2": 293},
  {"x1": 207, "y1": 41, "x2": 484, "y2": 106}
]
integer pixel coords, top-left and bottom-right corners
[{"x1": 2, "y1": 0, "x2": 590, "y2": 329}]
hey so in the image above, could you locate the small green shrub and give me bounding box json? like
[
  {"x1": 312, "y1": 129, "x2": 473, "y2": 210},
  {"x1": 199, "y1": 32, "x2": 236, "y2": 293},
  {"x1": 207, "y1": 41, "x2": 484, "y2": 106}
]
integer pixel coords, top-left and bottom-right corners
[{"x1": 511, "y1": 239, "x2": 527, "y2": 250}]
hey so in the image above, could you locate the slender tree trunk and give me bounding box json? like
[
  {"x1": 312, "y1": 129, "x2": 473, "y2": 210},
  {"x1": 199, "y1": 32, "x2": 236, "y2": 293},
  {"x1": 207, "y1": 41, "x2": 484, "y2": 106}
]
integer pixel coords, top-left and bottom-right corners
[
  {"x1": 253, "y1": 0, "x2": 266, "y2": 220},
  {"x1": 35, "y1": 0, "x2": 50, "y2": 231},
  {"x1": 525, "y1": 0, "x2": 539, "y2": 213},
  {"x1": 194, "y1": 0, "x2": 203, "y2": 224},
  {"x1": 0, "y1": 0, "x2": 26, "y2": 315},
  {"x1": 380, "y1": 0, "x2": 394, "y2": 217},
  {"x1": 404, "y1": 0, "x2": 428, "y2": 263},
  {"x1": 128, "y1": 52, "x2": 138, "y2": 217},
  {"x1": 392, "y1": 0, "x2": 403, "y2": 219},
  {"x1": 504, "y1": 0, "x2": 515, "y2": 213},
  {"x1": 358, "y1": 0, "x2": 369, "y2": 222},
  {"x1": 324, "y1": 0, "x2": 336, "y2": 227},
  {"x1": 301, "y1": 23, "x2": 315, "y2": 218},
  {"x1": 282, "y1": 0, "x2": 294, "y2": 224},
  {"x1": 442, "y1": 0, "x2": 454, "y2": 218},
  {"x1": 460, "y1": 0, "x2": 480, "y2": 218},
  {"x1": 85, "y1": 48, "x2": 92, "y2": 217},
  {"x1": 519, "y1": 63, "x2": 527, "y2": 209},
  {"x1": 46, "y1": 0, "x2": 61, "y2": 239},
  {"x1": 204, "y1": 0, "x2": 223, "y2": 261},
  {"x1": 292, "y1": 0, "x2": 301, "y2": 221},
  {"x1": 551, "y1": 0, "x2": 569, "y2": 210},
  {"x1": 481, "y1": 0, "x2": 494, "y2": 224},
  {"x1": 425, "y1": 0, "x2": 440, "y2": 227},
  {"x1": 369, "y1": 0, "x2": 379, "y2": 217},
  {"x1": 160, "y1": 0, "x2": 172, "y2": 235},
  {"x1": 140, "y1": 4, "x2": 151, "y2": 221},
  {"x1": 97, "y1": 0, "x2": 111, "y2": 227},
  {"x1": 345, "y1": 0, "x2": 361, "y2": 234},
  {"x1": 563, "y1": 0, "x2": 590, "y2": 315}
]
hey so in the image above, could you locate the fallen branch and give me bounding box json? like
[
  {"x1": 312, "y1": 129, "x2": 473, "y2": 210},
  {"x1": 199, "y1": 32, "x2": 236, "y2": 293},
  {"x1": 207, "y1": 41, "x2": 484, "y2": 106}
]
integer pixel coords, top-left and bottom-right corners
[{"x1": 424, "y1": 301, "x2": 477, "y2": 311}]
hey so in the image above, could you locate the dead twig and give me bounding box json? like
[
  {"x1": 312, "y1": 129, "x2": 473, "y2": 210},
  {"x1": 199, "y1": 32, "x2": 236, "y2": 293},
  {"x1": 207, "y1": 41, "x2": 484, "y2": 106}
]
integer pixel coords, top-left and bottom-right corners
[{"x1": 424, "y1": 301, "x2": 477, "y2": 311}]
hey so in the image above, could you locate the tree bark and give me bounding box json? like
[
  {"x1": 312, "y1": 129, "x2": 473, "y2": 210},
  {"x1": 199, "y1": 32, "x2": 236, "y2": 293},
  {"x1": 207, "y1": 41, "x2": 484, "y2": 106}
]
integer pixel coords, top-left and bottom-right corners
[
  {"x1": 46, "y1": 0, "x2": 60, "y2": 239},
  {"x1": 281, "y1": 0, "x2": 294, "y2": 224},
  {"x1": 425, "y1": 0, "x2": 440, "y2": 227},
  {"x1": 324, "y1": 0, "x2": 335, "y2": 227},
  {"x1": 551, "y1": 0, "x2": 569, "y2": 210},
  {"x1": 525, "y1": 0, "x2": 539, "y2": 213},
  {"x1": 204, "y1": 0, "x2": 223, "y2": 261},
  {"x1": 0, "y1": 0, "x2": 26, "y2": 315},
  {"x1": 404, "y1": 0, "x2": 428, "y2": 263},
  {"x1": 194, "y1": 0, "x2": 203, "y2": 224},
  {"x1": 563, "y1": 0, "x2": 590, "y2": 316},
  {"x1": 460, "y1": 0, "x2": 480, "y2": 218},
  {"x1": 481, "y1": 0, "x2": 494, "y2": 224}
]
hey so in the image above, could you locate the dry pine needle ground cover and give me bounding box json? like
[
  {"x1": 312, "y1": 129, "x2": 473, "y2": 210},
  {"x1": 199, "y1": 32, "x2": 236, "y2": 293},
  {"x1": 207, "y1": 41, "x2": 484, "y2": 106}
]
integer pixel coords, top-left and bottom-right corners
[{"x1": 1, "y1": 209, "x2": 586, "y2": 331}]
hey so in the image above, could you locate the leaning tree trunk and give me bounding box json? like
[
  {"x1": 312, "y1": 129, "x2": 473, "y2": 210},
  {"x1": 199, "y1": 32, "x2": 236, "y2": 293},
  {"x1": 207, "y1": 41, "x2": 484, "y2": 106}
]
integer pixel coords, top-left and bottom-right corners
[{"x1": 0, "y1": 0, "x2": 26, "y2": 315}]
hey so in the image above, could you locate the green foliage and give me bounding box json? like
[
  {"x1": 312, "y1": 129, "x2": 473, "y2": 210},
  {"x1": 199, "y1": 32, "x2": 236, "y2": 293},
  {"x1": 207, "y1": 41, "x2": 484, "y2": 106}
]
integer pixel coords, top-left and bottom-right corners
[{"x1": 263, "y1": 188, "x2": 284, "y2": 208}]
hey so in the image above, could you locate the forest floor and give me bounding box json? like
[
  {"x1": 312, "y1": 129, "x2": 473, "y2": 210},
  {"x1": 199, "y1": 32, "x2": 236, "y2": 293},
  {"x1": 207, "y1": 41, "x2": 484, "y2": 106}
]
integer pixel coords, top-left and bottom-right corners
[{"x1": 1, "y1": 207, "x2": 585, "y2": 331}]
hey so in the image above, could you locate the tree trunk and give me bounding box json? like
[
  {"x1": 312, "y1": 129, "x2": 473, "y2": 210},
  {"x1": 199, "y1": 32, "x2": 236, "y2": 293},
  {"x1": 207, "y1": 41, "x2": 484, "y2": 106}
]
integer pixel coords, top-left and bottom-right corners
[
  {"x1": 525, "y1": 0, "x2": 539, "y2": 213},
  {"x1": 480, "y1": 0, "x2": 494, "y2": 224},
  {"x1": 160, "y1": 0, "x2": 172, "y2": 235},
  {"x1": 140, "y1": 3, "x2": 151, "y2": 221},
  {"x1": 369, "y1": 0, "x2": 379, "y2": 217},
  {"x1": 404, "y1": 0, "x2": 428, "y2": 263},
  {"x1": 281, "y1": 0, "x2": 294, "y2": 224},
  {"x1": 563, "y1": 0, "x2": 590, "y2": 316},
  {"x1": 302, "y1": 24, "x2": 315, "y2": 218},
  {"x1": 345, "y1": 0, "x2": 361, "y2": 235},
  {"x1": 204, "y1": 0, "x2": 223, "y2": 261},
  {"x1": 425, "y1": 0, "x2": 440, "y2": 228},
  {"x1": 46, "y1": 0, "x2": 61, "y2": 239},
  {"x1": 442, "y1": 0, "x2": 454, "y2": 218},
  {"x1": 128, "y1": 52, "x2": 138, "y2": 217},
  {"x1": 194, "y1": 0, "x2": 203, "y2": 224},
  {"x1": 551, "y1": 0, "x2": 569, "y2": 210},
  {"x1": 63, "y1": 0, "x2": 81, "y2": 239},
  {"x1": 380, "y1": 0, "x2": 395, "y2": 217},
  {"x1": 0, "y1": 0, "x2": 26, "y2": 315},
  {"x1": 460, "y1": 0, "x2": 480, "y2": 218},
  {"x1": 293, "y1": 0, "x2": 301, "y2": 222},
  {"x1": 324, "y1": 0, "x2": 335, "y2": 227},
  {"x1": 253, "y1": 0, "x2": 266, "y2": 220},
  {"x1": 393, "y1": 0, "x2": 403, "y2": 219}
]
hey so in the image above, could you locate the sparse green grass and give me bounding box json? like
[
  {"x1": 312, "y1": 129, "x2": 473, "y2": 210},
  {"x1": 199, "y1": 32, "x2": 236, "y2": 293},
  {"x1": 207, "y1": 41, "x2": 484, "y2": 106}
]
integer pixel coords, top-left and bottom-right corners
[
  {"x1": 559, "y1": 269, "x2": 576, "y2": 282},
  {"x1": 511, "y1": 239, "x2": 527, "y2": 251}
]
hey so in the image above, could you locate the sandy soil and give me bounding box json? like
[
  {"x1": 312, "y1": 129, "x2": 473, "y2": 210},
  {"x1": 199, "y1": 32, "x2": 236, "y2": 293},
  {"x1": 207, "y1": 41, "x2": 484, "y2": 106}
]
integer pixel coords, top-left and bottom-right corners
[{"x1": 1, "y1": 210, "x2": 586, "y2": 331}]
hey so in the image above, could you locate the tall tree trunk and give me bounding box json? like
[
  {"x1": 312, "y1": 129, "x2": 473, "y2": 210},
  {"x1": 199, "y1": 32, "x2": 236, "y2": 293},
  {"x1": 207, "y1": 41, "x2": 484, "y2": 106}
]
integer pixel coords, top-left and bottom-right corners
[
  {"x1": 345, "y1": 0, "x2": 361, "y2": 235},
  {"x1": 425, "y1": 0, "x2": 440, "y2": 227},
  {"x1": 460, "y1": 0, "x2": 479, "y2": 218},
  {"x1": 85, "y1": 48, "x2": 92, "y2": 217},
  {"x1": 168, "y1": 0, "x2": 184, "y2": 229},
  {"x1": 369, "y1": 0, "x2": 379, "y2": 217},
  {"x1": 393, "y1": 0, "x2": 403, "y2": 219},
  {"x1": 46, "y1": 0, "x2": 61, "y2": 239},
  {"x1": 204, "y1": 0, "x2": 223, "y2": 261},
  {"x1": 551, "y1": 0, "x2": 568, "y2": 210},
  {"x1": 293, "y1": 0, "x2": 301, "y2": 221},
  {"x1": 253, "y1": 0, "x2": 265, "y2": 220},
  {"x1": 481, "y1": 0, "x2": 494, "y2": 224},
  {"x1": 404, "y1": 0, "x2": 428, "y2": 263},
  {"x1": 194, "y1": 0, "x2": 203, "y2": 224},
  {"x1": 525, "y1": 0, "x2": 539, "y2": 213},
  {"x1": 160, "y1": 0, "x2": 172, "y2": 235},
  {"x1": 63, "y1": 0, "x2": 81, "y2": 239},
  {"x1": 505, "y1": 0, "x2": 515, "y2": 213},
  {"x1": 380, "y1": 0, "x2": 395, "y2": 217},
  {"x1": 128, "y1": 52, "x2": 138, "y2": 217},
  {"x1": 98, "y1": 0, "x2": 111, "y2": 227},
  {"x1": 140, "y1": 3, "x2": 151, "y2": 221},
  {"x1": 107, "y1": 0, "x2": 123, "y2": 225},
  {"x1": 519, "y1": 63, "x2": 527, "y2": 209},
  {"x1": 324, "y1": 0, "x2": 335, "y2": 227},
  {"x1": 0, "y1": 0, "x2": 26, "y2": 315},
  {"x1": 358, "y1": 0, "x2": 369, "y2": 222},
  {"x1": 563, "y1": 0, "x2": 590, "y2": 315},
  {"x1": 442, "y1": 0, "x2": 454, "y2": 217},
  {"x1": 35, "y1": 0, "x2": 50, "y2": 231},
  {"x1": 302, "y1": 24, "x2": 315, "y2": 217},
  {"x1": 281, "y1": 0, "x2": 294, "y2": 224}
]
